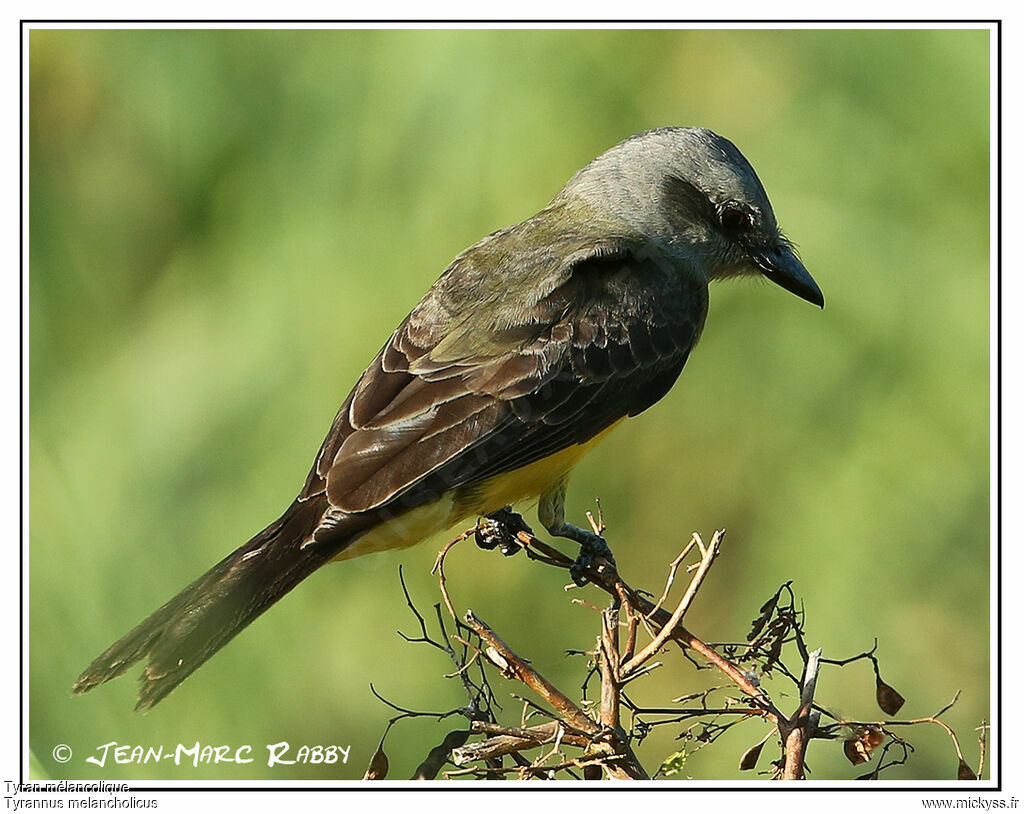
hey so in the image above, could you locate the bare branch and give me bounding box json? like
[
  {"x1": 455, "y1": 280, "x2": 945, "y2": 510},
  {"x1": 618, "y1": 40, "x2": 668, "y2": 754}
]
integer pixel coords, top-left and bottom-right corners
[
  {"x1": 646, "y1": 534, "x2": 700, "y2": 619},
  {"x1": 621, "y1": 530, "x2": 723, "y2": 676},
  {"x1": 782, "y1": 647, "x2": 822, "y2": 780},
  {"x1": 465, "y1": 610, "x2": 598, "y2": 735},
  {"x1": 372, "y1": 515, "x2": 977, "y2": 782}
]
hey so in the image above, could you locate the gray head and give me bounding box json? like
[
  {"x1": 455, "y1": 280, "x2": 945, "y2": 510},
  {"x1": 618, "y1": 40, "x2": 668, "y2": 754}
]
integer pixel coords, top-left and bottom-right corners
[{"x1": 557, "y1": 127, "x2": 823, "y2": 307}]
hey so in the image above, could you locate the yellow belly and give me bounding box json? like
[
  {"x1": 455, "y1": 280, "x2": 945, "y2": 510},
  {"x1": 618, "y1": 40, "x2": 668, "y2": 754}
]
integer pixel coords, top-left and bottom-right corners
[
  {"x1": 333, "y1": 419, "x2": 622, "y2": 561},
  {"x1": 452, "y1": 420, "x2": 622, "y2": 517}
]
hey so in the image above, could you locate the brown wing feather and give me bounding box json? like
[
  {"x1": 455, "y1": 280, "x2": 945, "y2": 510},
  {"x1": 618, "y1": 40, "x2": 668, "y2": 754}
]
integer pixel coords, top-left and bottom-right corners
[{"x1": 302, "y1": 245, "x2": 706, "y2": 524}]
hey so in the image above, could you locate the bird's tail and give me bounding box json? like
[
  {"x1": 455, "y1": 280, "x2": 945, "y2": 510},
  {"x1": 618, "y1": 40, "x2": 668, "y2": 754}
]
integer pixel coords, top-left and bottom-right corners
[{"x1": 72, "y1": 496, "x2": 354, "y2": 710}]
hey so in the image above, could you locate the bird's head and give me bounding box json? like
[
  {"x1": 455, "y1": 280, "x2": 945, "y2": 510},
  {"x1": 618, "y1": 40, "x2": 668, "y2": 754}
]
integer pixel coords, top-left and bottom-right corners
[{"x1": 559, "y1": 127, "x2": 824, "y2": 308}]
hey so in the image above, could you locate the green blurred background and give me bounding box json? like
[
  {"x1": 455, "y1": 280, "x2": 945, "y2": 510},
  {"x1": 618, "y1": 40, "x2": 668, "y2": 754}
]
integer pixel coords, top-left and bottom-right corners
[{"x1": 29, "y1": 27, "x2": 991, "y2": 782}]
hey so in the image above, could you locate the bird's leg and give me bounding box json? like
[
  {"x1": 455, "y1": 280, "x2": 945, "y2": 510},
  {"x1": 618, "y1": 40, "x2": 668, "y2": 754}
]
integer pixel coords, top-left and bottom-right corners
[
  {"x1": 475, "y1": 506, "x2": 531, "y2": 557},
  {"x1": 538, "y1": 480, "x2": 616, "y2": 586}
]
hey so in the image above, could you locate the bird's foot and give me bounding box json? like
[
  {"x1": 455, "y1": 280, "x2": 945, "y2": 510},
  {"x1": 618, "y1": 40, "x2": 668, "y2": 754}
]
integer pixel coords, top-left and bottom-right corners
[
  {"x1": 476, "y1": 508, "x2": 616, "y2": 584},
  {"x1": 568, "y1": 531, "x2": 616, "y2": 587},
  {"x1": 548, "y1": 523, "x2": 616, "y2": 586},
  {"x1": 475, "y1": 506, "x2": 531, "y2": 557}
]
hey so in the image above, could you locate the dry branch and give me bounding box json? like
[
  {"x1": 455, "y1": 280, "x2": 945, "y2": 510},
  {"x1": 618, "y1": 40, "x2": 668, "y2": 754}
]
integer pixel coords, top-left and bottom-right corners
[{"x1": 366, "y1": 513, "x2": 982, "y2": 782}]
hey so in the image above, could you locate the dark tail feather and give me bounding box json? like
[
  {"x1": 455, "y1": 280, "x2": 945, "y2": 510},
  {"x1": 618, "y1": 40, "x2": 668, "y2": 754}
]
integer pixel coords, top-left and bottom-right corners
[{"x1": 73, "y1": 496, "x2": 352, "y2": 710}]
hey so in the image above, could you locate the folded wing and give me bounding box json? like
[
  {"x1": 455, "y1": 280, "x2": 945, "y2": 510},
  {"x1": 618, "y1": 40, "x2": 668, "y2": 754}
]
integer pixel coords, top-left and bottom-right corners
[{"x1": 301, "y1": 243, "x2": 705, "y2": 527}]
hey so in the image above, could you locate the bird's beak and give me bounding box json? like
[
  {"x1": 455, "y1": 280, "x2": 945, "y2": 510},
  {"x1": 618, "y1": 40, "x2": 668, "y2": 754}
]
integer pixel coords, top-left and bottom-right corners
[{"x1": 753, "y1": 244, "x2": 824, "y2": 309}]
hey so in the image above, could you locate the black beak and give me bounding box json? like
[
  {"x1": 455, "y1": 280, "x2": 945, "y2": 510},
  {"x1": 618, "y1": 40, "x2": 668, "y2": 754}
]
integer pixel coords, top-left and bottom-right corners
[{"x1": 753, "y1": 244, "x2": 824, "y2": 309}]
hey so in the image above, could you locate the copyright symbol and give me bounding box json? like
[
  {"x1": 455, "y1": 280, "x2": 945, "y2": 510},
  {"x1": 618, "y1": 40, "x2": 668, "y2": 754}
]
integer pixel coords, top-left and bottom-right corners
[{"x1": 52, "y1": 744, "x2": 72, "y2": 763}]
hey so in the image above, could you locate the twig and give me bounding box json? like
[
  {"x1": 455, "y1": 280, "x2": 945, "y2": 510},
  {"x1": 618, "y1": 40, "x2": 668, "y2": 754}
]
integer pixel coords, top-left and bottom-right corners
[
  {"x1": 617, "y1": 581, "x2": 638, "y2": 663},
  {"x1": 451, "y1": 722, "x2": 592, "y2": 764},
  {"x1": 586, "y1": 499, "x2": 605, "y2": 536},
  {"x1": 444, "y1": 753, "x2": 622, "y2": 780},
  {"x1": 976, "y1": 721, "x2": 988, "y2": 779},
  {"x1": 465, "y1": 608, "x2": 647, "y2": 779},
  {"x1": 620, "y1": 531, "x2": 723, "y2": 676},
  {"x1": 415, "y1": 517, "x2": 969, "y2": 782},
  {"x1": 465, "y1": 610, "x2": 598, "y2": 735},
  {"x1": 618, "y1": 661, "x2": 662, "y2": 685},
  {"x1": 431, "y1": 526, "x2": 480, "y2": 622},
  {"x1": 509, "y1": 524, "x2": 784, "y2": 730},
  {"x1": 782, "y1": 647, "x2": 822, "y2": 780},
  {"x1": 646, "y1": 534, "x2": 700, "y2": 619},
  {"x1": 820, "y1": 691, "x2": 977, "y2": 779},
  {"x1": 822, "y1": 691, "x2": 965, "y2": 732},
  {"x1": 510, "y1": 693, "x2": 565, "y2": 728},
  {"x1": 599, "y1": 608, "x2": 621, "y2": 730},
  {"x1": 471, "y1": 720, "x2": 590, "y2": 740},
  {"x1": 368, "y1": 684, "x2": 464, "y2": 722}
]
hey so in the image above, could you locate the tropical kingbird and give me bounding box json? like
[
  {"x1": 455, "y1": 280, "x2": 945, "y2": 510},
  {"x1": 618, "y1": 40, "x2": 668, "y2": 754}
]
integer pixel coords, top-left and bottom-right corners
[{"x1": 73, "y1": 127, "x2": 823, "y2": 710}]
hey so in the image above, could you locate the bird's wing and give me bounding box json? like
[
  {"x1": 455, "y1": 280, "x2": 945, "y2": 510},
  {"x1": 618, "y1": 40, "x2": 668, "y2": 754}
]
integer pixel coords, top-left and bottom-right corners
[{"x1": 300, "y1": 243, "x2": 704, "y2": 520}]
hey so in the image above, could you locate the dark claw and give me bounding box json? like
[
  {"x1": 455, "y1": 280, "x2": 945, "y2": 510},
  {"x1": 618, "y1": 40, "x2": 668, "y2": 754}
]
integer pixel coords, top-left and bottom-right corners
[
  {"x1": 475, "y1": 507, "x2": 532, "y2": 557},
  {"x1": 569, "y1": 532, "x2": 616, "y2": 586}
]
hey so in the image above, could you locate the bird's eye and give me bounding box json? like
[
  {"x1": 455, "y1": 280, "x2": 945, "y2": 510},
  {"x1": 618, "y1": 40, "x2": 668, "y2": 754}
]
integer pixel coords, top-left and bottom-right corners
[{"x1": 718, "y1": 203, "x2": 755, "y2": 233}]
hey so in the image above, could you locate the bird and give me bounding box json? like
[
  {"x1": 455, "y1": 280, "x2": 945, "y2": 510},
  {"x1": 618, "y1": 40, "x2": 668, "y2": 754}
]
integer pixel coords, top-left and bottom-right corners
[{"x1": 72, "y1": 126, "x2": 823, "y2": 711}]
